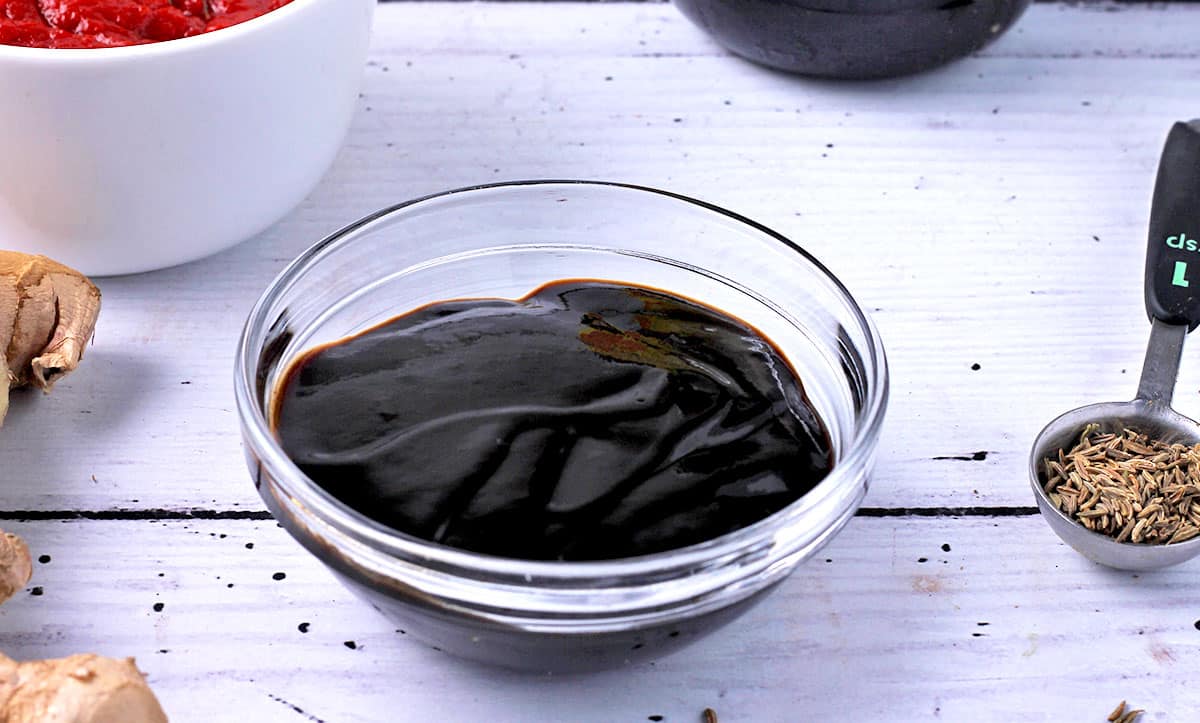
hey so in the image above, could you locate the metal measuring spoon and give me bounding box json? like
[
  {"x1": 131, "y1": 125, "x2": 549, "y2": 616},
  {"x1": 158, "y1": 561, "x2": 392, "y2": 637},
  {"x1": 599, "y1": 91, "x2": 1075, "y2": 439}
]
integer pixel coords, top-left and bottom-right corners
[{"x1": 1029, "y1": 120, "x2": 1200, "y2": 570}]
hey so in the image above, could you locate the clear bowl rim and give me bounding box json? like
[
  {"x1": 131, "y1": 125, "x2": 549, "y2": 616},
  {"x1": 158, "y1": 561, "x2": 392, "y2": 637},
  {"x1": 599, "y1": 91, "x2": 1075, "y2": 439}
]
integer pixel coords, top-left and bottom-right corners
[{"x1": 234, "y1": 179, "x2": 889, "y2": 583}]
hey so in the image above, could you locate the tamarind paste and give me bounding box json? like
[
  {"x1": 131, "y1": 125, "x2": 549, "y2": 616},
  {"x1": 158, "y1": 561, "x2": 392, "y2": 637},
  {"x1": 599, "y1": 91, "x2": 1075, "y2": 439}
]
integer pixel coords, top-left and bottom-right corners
[
  {"x1": 271, "y1": 280, "x2": 834, "y2": 561},
  {"x1": 0, "y1": 1, "x2": 292, "y2": 48}
]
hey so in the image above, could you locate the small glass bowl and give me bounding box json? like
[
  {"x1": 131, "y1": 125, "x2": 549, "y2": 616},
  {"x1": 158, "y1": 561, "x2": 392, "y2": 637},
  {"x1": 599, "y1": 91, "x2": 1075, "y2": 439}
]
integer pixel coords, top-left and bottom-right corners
[{"x1": 234, "y1": 181, "x2": 889, "y2": 672}]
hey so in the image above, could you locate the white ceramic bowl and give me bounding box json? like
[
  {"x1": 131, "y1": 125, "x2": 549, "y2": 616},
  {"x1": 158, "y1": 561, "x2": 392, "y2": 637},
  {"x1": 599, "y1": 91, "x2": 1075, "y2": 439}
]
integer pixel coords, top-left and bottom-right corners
[{"x1": 0, "y1": 0, "x2": 375, "y2": 276}]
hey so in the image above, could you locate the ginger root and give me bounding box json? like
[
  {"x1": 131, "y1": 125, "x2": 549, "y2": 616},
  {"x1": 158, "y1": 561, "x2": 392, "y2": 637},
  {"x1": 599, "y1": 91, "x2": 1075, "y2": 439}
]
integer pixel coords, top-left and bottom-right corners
[
  {"x1": 0, "y1": 255, "x2": 161, "y2": 721},
  {"x1": 0, "y1": 532, "x2": 31, "y2": 607},
  {"x1": 0, "y1": 251, "x2": 101, "y2": 427},
  {"x1": 0, "y1": 531, "x2": 166, "y2": 722},
  {"x1": 0, "y1": 653, "x2": 167, "y2": 723}
]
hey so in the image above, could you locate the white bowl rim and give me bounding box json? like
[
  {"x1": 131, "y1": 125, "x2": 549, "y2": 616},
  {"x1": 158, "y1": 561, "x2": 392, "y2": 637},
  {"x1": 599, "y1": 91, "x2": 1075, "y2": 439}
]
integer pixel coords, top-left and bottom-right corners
[{"x1": 0, "y1": 0, "x2": 323, "y2": 61}]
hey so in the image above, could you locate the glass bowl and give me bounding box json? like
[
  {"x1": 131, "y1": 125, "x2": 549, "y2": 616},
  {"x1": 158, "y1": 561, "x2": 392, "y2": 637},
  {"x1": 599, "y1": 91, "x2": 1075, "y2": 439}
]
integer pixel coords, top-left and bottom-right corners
[{"x1": 234, "y1": 180, "x2": 889, "y2": 672}]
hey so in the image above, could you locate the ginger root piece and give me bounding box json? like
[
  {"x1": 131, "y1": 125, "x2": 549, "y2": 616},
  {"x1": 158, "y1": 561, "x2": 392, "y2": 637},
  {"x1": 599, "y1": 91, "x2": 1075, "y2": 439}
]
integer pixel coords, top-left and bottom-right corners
[
  {"x1": 0, "y1": 653, "x2": 167, "y2": 723},
  {"x1": 0, "y1": 251, "x2": 101, "y2": 427},
  {"x1": 0, "y1": 535, "x2": 167, "y2": 721},
  {"x1": 0, "y1": 532, "x2": 31, "y2": 607},
  {"x1": 0, "y1": 255, "x2": 158, "y2": 721}
]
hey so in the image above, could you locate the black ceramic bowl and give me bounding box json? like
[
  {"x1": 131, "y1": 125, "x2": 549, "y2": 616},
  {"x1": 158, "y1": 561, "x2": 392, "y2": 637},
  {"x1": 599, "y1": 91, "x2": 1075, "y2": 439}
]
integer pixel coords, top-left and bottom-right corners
[{"x1": 673, "y1": 0, "x2": 1031, "y2": 79}]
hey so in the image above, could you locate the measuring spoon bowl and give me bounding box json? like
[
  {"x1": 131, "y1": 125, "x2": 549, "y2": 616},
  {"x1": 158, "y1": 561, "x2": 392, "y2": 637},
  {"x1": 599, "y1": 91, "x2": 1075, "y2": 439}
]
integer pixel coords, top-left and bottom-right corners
[{"x1": 1029, "y1": 400, "x2": 1200, "y2": 570}]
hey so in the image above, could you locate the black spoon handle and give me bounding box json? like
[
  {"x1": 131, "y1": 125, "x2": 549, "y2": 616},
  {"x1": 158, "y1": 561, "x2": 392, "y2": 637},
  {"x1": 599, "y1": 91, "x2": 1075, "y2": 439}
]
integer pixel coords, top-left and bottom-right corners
[{"x1": 1146, "y1": 120, "x2": 1200, "y2": 331}]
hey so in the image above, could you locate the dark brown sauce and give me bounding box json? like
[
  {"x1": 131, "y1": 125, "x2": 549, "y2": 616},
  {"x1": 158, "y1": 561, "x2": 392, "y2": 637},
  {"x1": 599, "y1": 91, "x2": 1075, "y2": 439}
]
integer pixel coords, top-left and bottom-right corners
[{"x1": 270, "y1": 279, "x2": 833, "y2": 561}]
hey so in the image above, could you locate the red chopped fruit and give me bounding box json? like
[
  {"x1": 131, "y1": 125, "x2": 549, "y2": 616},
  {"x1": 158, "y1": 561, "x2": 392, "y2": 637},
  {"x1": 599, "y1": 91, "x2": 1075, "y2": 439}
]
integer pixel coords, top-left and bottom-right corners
[
  {"x1": 0, "y1": 0, "x2": 288, "y2": 47},
  {"x1": 1, "y1": 1, "x2": 44, "y2": 22}
]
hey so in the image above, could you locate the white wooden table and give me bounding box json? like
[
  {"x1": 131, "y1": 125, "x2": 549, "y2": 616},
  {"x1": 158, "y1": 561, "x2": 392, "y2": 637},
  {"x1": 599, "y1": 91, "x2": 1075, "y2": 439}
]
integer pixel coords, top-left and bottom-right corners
[{"x1": 2, "y1": 2, "x2": 1200, "y2": 720}]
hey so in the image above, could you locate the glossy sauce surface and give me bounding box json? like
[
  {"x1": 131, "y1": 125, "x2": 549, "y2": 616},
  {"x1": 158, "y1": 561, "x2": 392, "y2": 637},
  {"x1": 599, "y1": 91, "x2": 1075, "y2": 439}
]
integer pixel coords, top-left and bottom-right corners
[
  {"x1": 0, "y1": 0, "x2": 291, "y2": 48},
  {"x1": 271, "y1": 280, "x2": 834, "y2": 561}
]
